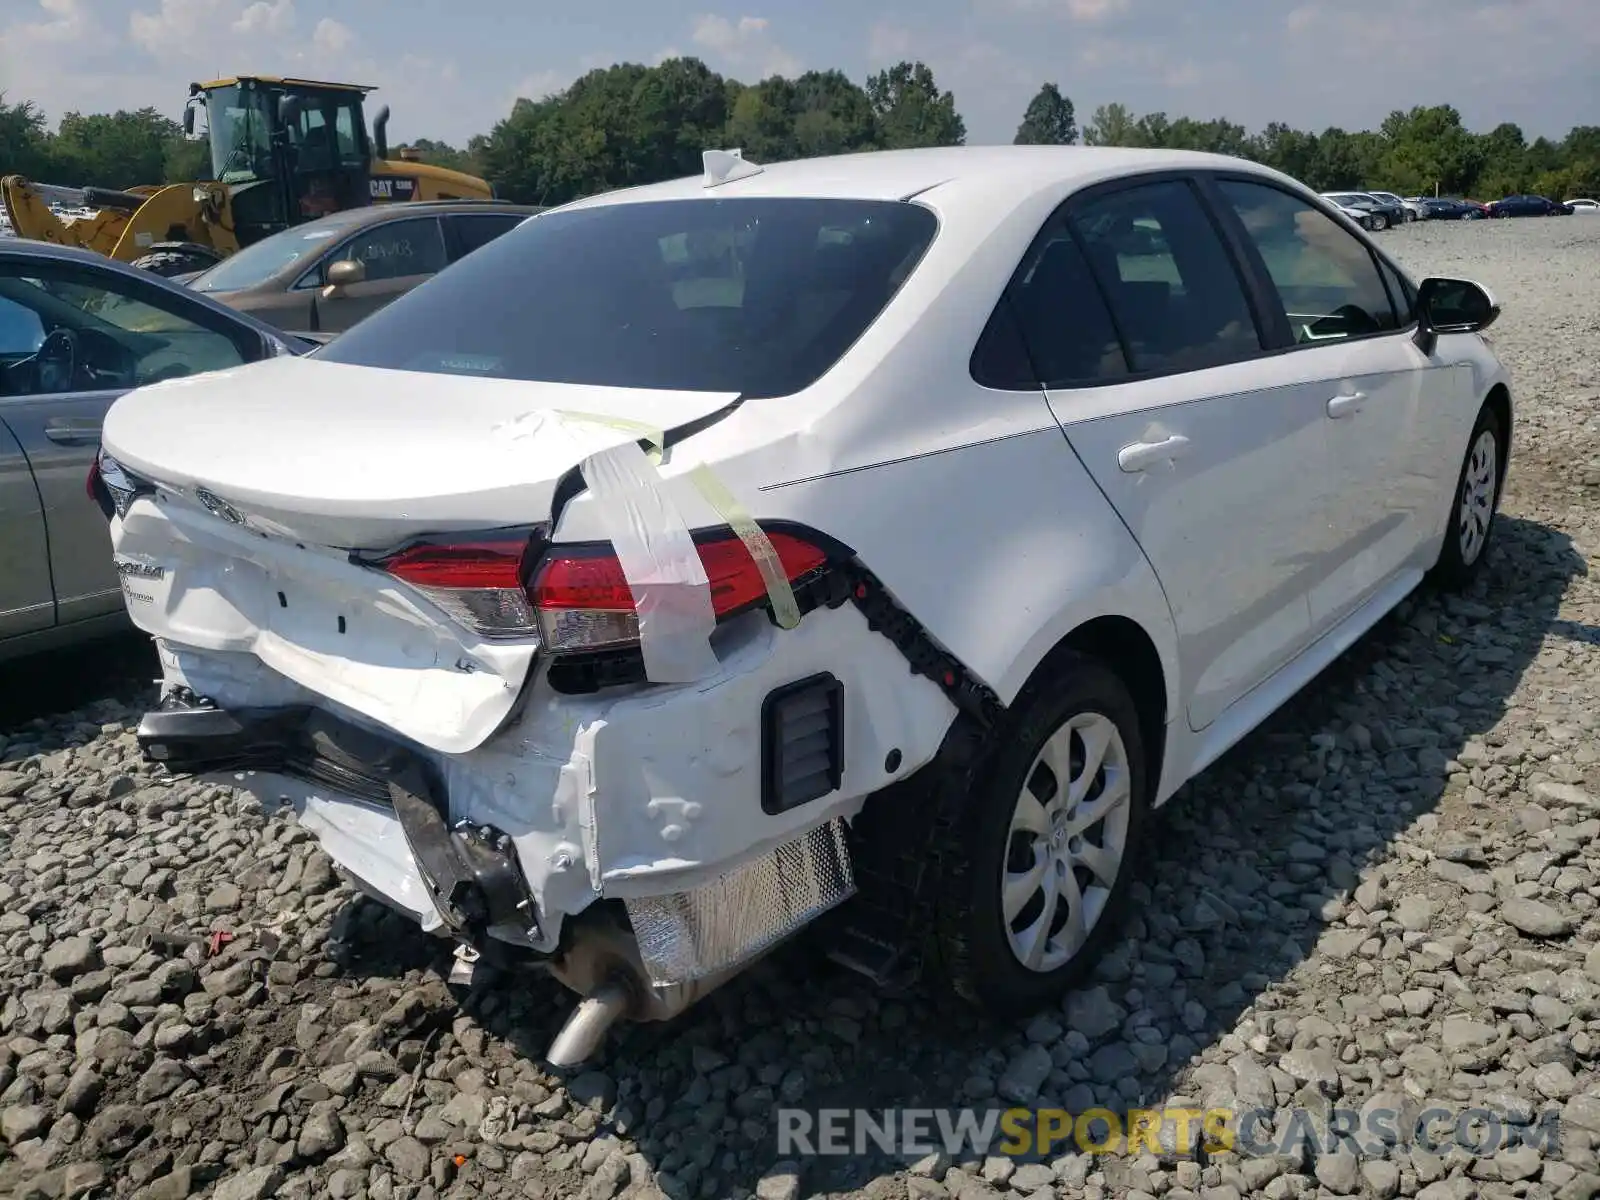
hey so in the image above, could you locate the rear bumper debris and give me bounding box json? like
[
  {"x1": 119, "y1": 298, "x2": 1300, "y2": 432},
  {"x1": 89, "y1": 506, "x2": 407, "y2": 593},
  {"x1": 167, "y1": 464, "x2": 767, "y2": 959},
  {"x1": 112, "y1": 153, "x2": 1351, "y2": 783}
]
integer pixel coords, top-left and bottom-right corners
[{"x1": 138, "y1": 696, "x2": 541, "y2": 947}]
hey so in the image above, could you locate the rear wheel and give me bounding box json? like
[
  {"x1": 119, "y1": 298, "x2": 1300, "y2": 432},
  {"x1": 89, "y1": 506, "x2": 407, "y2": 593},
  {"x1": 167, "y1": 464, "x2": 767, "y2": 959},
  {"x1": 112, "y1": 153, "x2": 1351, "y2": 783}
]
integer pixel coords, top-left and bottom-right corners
[
  {"x1": 1430, "y1": 403, "x2": 1505, "y2": 590},
  {"x1": 932, "y1": 654, "x2": 1150, "y2": 1016},
  {"x1": 130, "y1": 248, "x2": 222, "y2": 277}
]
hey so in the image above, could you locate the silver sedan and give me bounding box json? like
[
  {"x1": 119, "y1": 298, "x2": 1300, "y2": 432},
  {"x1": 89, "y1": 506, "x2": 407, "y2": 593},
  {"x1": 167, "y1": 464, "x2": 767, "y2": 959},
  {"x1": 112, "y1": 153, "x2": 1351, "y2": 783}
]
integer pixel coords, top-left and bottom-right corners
[{"x1": 0, "y1": 240, "x2": 312, "y2": 662}]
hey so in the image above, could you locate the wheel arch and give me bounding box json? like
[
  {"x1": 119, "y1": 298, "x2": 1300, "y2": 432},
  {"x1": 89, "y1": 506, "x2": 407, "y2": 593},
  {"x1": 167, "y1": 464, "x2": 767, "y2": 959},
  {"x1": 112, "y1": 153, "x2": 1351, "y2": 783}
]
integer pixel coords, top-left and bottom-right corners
[
  {"x1": 1483, "y1": 381, "x2": 1512, "y2": 488},
  {"x1": 1012, "y1": 612, "x2": 1173, "y2": 799}
]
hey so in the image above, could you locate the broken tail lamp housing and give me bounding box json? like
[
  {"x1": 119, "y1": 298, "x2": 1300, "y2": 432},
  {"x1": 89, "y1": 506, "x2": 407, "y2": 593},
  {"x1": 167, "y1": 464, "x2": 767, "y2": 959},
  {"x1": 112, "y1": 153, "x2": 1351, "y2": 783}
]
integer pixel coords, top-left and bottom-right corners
[
  {"x1": 369, "y1": 524, "x2": 839, "y2": 653},
  {"x1": 89, "y1": 452, "x2": 152, "y2": 521}
]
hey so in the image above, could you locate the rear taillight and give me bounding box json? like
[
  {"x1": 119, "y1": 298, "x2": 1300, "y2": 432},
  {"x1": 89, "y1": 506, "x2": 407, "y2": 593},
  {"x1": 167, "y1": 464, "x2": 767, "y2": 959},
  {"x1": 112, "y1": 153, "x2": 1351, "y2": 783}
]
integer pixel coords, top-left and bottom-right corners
[
  {"x1": 375, "y1": 536, "x2": 538, "y2": 639},
  {"x1": 369, "y1": 526, "x2": 835, "y2": 656},
  {"x1": 531, "y1": 529, "x2": 830, "y2": 654},
  {"x1": 91, "y1": 452, "x2": 144, "y2": 520}
]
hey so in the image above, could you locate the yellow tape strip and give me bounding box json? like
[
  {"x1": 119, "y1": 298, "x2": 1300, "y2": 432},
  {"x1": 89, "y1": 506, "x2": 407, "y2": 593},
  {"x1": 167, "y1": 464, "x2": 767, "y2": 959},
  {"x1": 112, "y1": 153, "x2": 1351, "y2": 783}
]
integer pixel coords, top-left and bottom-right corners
[{"x1": 687, "y1": 463, "x2": 800, "y2": 630}]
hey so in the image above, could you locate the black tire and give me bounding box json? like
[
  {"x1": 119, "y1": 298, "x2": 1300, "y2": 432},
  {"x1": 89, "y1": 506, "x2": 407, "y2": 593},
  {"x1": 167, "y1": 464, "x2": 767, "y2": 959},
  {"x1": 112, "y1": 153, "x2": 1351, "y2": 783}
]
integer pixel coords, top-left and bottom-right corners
[
  {"x1": 130, "y1": 248, "x2": 221, "y2": 277},
  {"x1": 1430, "y1": 403, "x2": 1505, "y2": 590},
  {"x1": 932, "y1": 652, "x2": 1150, "y2": 1017}
]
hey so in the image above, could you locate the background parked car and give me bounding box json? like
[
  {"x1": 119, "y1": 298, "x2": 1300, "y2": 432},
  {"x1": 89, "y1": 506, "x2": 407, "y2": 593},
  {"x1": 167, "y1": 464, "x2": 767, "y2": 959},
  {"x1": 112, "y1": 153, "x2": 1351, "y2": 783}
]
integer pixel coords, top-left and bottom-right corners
[
  {"x1": 1420, "y1": 198, "x2": 1486, "y2": 220},
  {"x1": 182, "y1": 200, "x2": 545, "y2": 335},
  {"x1": 1488, "y1": 194, "x2": 1573, "y2": 217},
  {"x1": 1368, "y1": 190, "x2": 1424, "y2": 221},
  {"x1": 1565, "y1": 197, "x2": 1599, "y2": 213},
  {"x1": 1, "y1": 240, "x2": 311, "y2": 662},
  {"x1": 1321, "y1": 191, "x2": 1404, "y2": 230}
]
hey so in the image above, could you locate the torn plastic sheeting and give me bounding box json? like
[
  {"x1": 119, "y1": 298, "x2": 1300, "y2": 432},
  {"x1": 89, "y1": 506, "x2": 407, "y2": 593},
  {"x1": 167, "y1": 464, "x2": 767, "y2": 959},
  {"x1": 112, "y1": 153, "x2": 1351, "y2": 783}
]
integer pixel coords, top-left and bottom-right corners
[{"x1": 579, "y1": 439, "x2": 720, "y2": 684}]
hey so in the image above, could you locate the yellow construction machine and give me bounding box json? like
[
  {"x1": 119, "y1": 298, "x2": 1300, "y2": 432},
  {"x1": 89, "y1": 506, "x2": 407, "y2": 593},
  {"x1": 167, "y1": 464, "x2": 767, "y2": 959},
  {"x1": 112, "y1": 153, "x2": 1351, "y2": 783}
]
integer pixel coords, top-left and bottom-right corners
[{"x1": 1, "y1": 76, "x2": 494, "y2": 276}]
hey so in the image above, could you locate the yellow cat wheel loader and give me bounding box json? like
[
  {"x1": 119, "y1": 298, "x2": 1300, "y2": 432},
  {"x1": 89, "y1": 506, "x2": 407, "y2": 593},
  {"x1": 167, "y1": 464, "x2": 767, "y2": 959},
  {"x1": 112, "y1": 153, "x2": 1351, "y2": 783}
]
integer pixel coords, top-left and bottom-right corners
[{"x1": 1, "y1": 76, "x2": 495, "y2": 276}]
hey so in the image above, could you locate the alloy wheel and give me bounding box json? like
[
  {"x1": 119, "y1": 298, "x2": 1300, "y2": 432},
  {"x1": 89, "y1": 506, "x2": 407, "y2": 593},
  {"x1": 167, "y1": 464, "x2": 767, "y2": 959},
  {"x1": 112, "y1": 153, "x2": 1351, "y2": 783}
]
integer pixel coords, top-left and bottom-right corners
[
  {"x1": 1001, "y1": 712, "x2": 1132, "y2": 973},
  {"x1": 1458, "y1": 428, "x2": 1498, "y2": 566}
]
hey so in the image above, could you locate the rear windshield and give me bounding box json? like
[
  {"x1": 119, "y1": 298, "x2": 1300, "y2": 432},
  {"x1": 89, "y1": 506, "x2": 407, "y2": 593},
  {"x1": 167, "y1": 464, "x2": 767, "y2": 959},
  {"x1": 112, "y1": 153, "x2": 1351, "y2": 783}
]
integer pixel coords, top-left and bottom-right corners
[{"x1": 316, "y1": 197, "x2": 938, "y2": 398}]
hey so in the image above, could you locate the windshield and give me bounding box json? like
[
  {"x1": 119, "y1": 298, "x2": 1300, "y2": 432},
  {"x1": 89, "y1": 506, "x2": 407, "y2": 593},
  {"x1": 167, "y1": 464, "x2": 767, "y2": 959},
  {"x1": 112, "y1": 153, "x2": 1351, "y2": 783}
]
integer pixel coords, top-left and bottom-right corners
[
  {"x1": 318, "y1": 197, "x2": 939, "y2": 399},
  {"x1": 190, "y1": 223, "x2": 342, "y2": 293},
  {"x1": 206, "y1": 83, "x2": 275, "y2": 184}
]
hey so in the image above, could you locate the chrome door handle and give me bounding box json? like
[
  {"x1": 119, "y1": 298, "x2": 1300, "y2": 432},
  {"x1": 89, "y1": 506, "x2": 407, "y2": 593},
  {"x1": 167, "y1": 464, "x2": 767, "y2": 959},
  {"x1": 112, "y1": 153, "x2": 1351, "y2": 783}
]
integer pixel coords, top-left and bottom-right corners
[
  {"x1": 1326, "y1": 392, "x2": 1367, "y2": 418},
  {"x1": 1117, "y1": 434, "x2": 1191, "y2": 473},
  {"x1": 44, "y1": 421, "x2": 103, "y2": 446}
]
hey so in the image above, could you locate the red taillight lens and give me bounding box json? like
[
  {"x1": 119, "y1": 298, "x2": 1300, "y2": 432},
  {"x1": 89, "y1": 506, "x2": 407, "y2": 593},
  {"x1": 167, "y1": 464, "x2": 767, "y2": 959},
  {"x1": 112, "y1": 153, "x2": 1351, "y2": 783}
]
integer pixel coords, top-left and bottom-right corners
[
  {"x1": 86, "y1": 457, "x2": 102, "y2": 503},
  {"x1": 530, "y1": 529, "x2": 830, "y2": 654},
  {"x1": 377, "y1": 538, "x2": 538, "y2": 639}
]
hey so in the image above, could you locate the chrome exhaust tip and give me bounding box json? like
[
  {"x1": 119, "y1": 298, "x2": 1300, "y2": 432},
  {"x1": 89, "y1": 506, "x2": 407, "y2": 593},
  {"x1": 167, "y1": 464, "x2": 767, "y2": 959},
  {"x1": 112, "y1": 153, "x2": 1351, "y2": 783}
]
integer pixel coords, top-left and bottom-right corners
[{"x1": 545, "y1": 979, "x2": 631, "y2": 1068}]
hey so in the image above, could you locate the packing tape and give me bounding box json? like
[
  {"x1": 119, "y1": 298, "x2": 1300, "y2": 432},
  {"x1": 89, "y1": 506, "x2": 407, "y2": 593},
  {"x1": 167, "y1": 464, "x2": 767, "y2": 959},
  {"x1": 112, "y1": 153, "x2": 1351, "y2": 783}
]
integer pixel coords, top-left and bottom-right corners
[
  {"x1": 551, "y1": 410, "x2": 665, "y2": 463},
  {"x1": 549, "y1": 408, "x2": 801, "y2": 676},
  {"x1": 577, "y1": 437, "x2": 719, "y2": 684}
]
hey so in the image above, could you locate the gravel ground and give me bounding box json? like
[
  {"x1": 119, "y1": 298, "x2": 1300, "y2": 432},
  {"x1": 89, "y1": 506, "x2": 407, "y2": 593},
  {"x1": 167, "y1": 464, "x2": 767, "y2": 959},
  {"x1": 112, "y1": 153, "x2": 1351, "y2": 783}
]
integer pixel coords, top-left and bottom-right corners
[{"x1": 3, "y1": 216, "x2": 1600, "y2": 1200}]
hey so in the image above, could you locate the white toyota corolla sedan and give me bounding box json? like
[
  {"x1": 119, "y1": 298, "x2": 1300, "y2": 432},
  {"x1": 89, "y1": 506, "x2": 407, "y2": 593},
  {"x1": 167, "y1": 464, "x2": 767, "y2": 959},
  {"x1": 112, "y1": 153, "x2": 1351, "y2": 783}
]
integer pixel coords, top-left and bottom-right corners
[{"x1": 94, "y1": 145, "x2": 1511, "y2": 1064}]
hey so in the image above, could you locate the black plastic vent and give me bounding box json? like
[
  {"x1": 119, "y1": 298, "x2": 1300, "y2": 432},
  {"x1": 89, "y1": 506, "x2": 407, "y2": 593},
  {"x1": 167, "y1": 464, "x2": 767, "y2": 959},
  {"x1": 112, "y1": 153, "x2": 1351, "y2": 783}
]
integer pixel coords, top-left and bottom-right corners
[{"x1": 761, "y1": 673, "x2": 844, "y2": 815}]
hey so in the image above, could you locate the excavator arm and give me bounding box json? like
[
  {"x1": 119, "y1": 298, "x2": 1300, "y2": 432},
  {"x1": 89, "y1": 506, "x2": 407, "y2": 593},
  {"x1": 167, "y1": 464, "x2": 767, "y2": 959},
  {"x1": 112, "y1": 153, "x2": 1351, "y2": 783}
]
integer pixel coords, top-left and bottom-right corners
[{"x1": 0, "y1": 176, "x2": 240, "y2": 269}]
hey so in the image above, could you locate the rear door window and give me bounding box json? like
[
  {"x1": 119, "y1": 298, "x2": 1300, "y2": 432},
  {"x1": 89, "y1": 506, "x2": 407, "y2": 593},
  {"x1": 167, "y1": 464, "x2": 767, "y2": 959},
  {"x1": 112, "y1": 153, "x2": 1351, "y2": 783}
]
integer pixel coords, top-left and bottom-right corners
[
  {"x1": 446, "y1": 213, "x2": 528, "y2": 261},
  {"x1": 317, "y1": 197, "x2": 939, "y2": 399},
  {"x1": 974, "y1": 228, "x2": 1129, "y2": 389},
  {"x1": 327, "y1": 218, "x2": 449, "y2": 284},
  {"x1": 1067, "y1": 179, "x2": 1263, "y2": 374}
]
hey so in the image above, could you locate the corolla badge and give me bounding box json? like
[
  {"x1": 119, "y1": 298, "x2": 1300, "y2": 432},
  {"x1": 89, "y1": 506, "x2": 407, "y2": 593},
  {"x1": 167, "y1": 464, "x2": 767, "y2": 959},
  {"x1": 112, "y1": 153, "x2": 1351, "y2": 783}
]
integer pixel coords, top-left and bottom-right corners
[{"x1": 194, "y1": 487, "x2": 244, "y2": 525}]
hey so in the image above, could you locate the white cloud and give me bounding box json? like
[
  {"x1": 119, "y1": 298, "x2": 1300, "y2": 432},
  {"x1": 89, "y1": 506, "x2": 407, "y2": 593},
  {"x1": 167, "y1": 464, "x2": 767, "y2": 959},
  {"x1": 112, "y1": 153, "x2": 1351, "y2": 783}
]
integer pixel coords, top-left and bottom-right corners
[
  {"x1": 1064, "y1": 0, "x2": 1130, "y2": 19},
  {"x1": 311, "y1": 15, "x2": 351, "y2": 53},
  {"x1": 688, "y1": 13, "x2": 802, "y2": 79},
  {"x1": 232, "y1": 0, "x2": 293, "y2": 35},
  {"x1": 511, "y1": 69, "x2": 570, "y2": 104}
]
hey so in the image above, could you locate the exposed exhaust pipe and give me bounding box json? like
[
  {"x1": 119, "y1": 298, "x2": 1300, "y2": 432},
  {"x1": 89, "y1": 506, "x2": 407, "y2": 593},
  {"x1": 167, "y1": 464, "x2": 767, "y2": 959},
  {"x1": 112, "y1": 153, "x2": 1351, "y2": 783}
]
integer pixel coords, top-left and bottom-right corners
[
  {"x1": 546, "y1": 980, "x2": 631, "y2": 1068},
  {"x1": 372, "y1": 105, "x2": 391, "y2": 162}
]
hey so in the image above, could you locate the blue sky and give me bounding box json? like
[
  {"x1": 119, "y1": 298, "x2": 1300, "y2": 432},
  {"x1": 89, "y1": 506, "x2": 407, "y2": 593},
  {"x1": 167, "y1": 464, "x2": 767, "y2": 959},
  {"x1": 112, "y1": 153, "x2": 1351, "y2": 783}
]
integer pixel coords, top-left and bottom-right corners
[{"x1": 4, "y1": 0, "x2": 1596, "y2": 151}]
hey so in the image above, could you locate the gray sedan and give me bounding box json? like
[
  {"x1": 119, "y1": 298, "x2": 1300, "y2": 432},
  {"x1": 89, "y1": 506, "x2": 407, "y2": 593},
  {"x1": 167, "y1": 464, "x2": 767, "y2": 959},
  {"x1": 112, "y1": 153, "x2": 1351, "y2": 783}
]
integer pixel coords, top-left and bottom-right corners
[{"x1": 1, "y1": 240, "x2": 311, "y2": 662}]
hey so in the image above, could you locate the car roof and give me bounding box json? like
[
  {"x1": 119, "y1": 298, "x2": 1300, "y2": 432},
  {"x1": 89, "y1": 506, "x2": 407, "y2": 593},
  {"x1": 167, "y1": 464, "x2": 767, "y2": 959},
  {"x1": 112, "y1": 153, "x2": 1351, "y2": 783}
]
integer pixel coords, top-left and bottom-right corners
[
  {"x1": 294, "y1": 201, "x2": 544, "y2": 231},
  {"x1": 555, "y1": 145, "x2": 1294, "y2": 212}
]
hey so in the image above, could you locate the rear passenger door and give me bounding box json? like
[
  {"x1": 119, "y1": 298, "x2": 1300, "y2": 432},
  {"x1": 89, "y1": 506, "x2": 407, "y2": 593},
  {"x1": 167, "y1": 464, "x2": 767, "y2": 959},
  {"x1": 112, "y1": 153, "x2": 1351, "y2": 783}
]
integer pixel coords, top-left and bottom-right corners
[
  {"x1": 1206, "y1": 176, "x2": 1461, "y2": 635},
  {"x1": 443, "y1": 213, "x2": 528, "y2": 263},
  {"x1": 1011, "y1": 175, "x2": 1335, "y2": 732},
  {"x1": 313, "y1": 216, "x2": 449, "y2": 332}
]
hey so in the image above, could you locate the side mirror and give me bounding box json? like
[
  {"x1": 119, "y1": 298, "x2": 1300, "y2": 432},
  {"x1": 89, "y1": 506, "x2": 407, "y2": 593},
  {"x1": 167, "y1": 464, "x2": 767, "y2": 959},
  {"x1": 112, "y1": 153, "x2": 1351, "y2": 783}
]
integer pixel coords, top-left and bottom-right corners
[
  {"x1": 182, "y1": 105, "x2": 195, "y2": 137},
  {"x1": 322, "y1": 258, "x2": 366, "y2": 298},
  {"x1": 278, "y1": 95, "x2": 303, "y2": 128},
  {"x1": 1417, "y1": 276, "x2": 1499, "y2": 331}
]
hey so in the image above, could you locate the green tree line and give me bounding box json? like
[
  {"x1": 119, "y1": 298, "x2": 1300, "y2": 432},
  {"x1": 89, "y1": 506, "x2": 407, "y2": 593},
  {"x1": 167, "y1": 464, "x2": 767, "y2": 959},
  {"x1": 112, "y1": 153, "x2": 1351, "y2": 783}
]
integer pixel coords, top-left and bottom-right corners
[{"x1": 4, "y1": 64, "x2": 1596, "y2": 207}]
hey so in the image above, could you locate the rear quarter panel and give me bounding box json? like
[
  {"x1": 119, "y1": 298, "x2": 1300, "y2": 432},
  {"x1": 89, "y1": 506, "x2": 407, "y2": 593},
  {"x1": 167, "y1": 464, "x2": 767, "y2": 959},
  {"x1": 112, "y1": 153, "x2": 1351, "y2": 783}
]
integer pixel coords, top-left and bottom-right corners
[{"x1": 550, "y1": 174, "x2": 1186, "y2": 759}]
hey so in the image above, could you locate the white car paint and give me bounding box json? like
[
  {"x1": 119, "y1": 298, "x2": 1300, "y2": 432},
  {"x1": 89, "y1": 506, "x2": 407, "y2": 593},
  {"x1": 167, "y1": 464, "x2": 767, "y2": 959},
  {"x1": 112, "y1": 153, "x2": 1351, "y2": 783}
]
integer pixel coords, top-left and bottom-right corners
[
  {"x1": 1567, "y1": 198, "x2": 1600, "y2": 212},
  {"x1": 98, "y1": 145, "x2": 1512, "y2": 1032}
]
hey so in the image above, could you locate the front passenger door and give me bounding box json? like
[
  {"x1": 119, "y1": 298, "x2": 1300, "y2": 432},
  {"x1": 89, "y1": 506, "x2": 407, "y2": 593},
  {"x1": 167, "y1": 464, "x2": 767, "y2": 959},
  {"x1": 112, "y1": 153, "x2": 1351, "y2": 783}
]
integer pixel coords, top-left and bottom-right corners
[
  {"x1": 314, "y1": 216, "x2": 449, "y2": 332},
  {"x1": 1210, "y1": 177, "x2": 1460, "y2": 634}
]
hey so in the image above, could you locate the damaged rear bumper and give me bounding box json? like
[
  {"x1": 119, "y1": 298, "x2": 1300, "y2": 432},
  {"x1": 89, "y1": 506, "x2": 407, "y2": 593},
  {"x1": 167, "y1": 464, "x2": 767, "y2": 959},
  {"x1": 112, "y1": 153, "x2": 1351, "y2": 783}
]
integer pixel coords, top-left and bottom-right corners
[
  {"x1": 136, "y1": 683, "x2": 863, "y2": 1002},
  {"x1": 138, "y1": 695, "x2": 542, "y2": 948}
]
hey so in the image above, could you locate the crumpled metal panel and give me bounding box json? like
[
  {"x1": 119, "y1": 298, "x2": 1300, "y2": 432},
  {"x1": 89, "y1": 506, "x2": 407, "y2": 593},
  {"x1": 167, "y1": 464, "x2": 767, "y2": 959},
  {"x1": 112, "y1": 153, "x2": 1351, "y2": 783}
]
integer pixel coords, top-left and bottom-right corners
[{"x1": 626, "y1": 819, "x2": 856, "y2": 985}]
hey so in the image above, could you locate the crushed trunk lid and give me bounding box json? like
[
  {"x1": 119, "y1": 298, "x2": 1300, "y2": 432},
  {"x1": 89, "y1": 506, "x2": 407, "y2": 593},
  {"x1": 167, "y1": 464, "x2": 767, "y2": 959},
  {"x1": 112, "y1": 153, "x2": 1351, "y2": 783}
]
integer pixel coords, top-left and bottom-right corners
[{"x1": 103, "y1": 356, "x2": 738, "y2": 755}]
